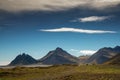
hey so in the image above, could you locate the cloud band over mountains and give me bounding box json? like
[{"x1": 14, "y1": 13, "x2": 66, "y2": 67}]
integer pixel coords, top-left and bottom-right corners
[
  {"x1": 0, "y1": 0, "x2": 120, "y2": 12},
  {"x1": 70, "y1": 49, "x2": 97, "y2": 55},
  {"x1": 40, "y1": 27, "x2": 116, "y2": 34}
]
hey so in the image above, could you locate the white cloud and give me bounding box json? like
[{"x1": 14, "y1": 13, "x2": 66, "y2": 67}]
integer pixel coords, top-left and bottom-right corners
[
  {"x1": 80, "y1": 50, "x2": 97, "y2": 55},
  {"x1": 40, "y1": 27, "x2": 116, "y2": 34},
  {"x1": 77, "y1": 16, "x2": 111, "y2": 22},
  {"x1": 0, "y1": 0, "x2": 120, "y2": 12},
  {"x1": 70, "y1": 49, "x2": 97, "y2": 55}
]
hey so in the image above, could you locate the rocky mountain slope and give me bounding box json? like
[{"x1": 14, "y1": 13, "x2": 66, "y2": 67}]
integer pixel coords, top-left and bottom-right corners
[
  {"x1": 105, "y1": 53, "x2": 120, "y2": 65},
  {"x1": 38, "y1": 47, "x2": 79, "y2": 65},
  {"x1": 9, "y1": 53, "x2": 37, "y2": 66},
  {"x1": 86, "y1": 46, "x2": 120, "y2": 64}
]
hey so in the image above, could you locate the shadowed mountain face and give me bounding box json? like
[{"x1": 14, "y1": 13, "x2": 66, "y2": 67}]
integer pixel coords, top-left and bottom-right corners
[
  {"x1": 9, "y1": 53, "x2": 37, "y2": 66},
  {"x1": 38, "y1": 47, "x2": 79, "y2": 65},
  {"x1": 86, "y1": 46, "x2": 120, "y2": 64},
  {"x1": 105, "y1": 53, "x2": 120, "y2": 65}
]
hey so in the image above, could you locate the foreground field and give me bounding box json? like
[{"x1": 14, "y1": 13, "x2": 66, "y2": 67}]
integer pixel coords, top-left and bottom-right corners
[{"x1": 0, "y1": 65, "x2": 120, "y2": 80}]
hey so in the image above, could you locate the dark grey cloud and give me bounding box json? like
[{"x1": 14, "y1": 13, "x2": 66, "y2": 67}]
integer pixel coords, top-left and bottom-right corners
[{"x1": 0, "y1": 0, "x2": 120, "y2": 12}]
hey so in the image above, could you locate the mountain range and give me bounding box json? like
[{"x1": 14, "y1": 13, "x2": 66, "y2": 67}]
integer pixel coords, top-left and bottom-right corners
[
  {"x1": 8, "y1": 46, "x2": 120, "y2": 66},
  {"x1": 86, "y1": 46, "x2": 120, "y2": 64},
  {"x1": 9, "y1": 47, "x2": 79, "y2": 66}
]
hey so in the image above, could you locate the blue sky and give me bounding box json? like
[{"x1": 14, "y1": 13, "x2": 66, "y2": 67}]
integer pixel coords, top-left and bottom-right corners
[{"x1": 0, "y1": 0, "x2": 120, "y2": 65}]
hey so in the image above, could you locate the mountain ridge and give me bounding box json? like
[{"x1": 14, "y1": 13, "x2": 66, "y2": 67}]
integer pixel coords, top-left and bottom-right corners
[
  {"x1": 9, "y1": 53, "x2": 37, "y2": 66},
  {"x1": 85, "y1": 46, "x2": 120, "y2": 64},
  {"x1": 8, "y1": 46, "x2": 120, "y2": 66},
  {"x1": 38, "y1": 47, "x2": 79, "y2": 65}
]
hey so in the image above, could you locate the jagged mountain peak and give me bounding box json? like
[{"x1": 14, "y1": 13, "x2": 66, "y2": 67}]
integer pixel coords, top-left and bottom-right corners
[
  {"x1": 114, "y1": 46, "x2": 120, "y2": 51},
  {"x1": 9, "y1": 53, "x2": 37, "y2": 66},
  {"x1": 39, "y1": 48, "x2": 79, "y2": 65},
  {"x1": 55, "y1": 47, "x2": 63, "y2": 51},
  {"x1": 99, "y1": 47, "x2": 112, "y2": 51},
  {"x1": 19, "y1": 53, "x2": 27, "y2": 56},
  {"x1": 97, "y1": 46, "x2": 120, "y2": 53},
  {"x1": 21, "y1": 53, "x2": 26, "y2": 55},
  {"x1": 16, "y1": 53, "x2": 31, "y2": 59}
]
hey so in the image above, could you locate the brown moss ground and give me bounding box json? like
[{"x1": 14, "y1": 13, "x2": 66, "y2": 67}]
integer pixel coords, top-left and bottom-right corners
[{"x1": 0, "y1": 65, "x2": 120, "y2": 80}]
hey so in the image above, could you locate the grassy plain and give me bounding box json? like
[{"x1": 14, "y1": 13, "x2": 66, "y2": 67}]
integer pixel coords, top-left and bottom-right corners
[{"x1": 0, "y1": 65, "x2": 120, "y2": 80}]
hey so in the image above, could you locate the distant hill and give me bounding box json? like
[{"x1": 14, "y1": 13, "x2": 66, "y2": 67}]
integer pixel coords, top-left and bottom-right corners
[
  {"x1": 38, "y1": 47, "x2": 79, "y2": 65},
  {"x1": 105, "y1": 53, "x2": 120, "y2": 65},
  {"x1": 86, "y1": 46, "x2": 120, "y2": 64},
  {"x1": 79, "y1": 55, "x2": 91, "y2": 63},
  {"x1": 9, "y1": 53, "x2": 37, "y2": 66}
]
